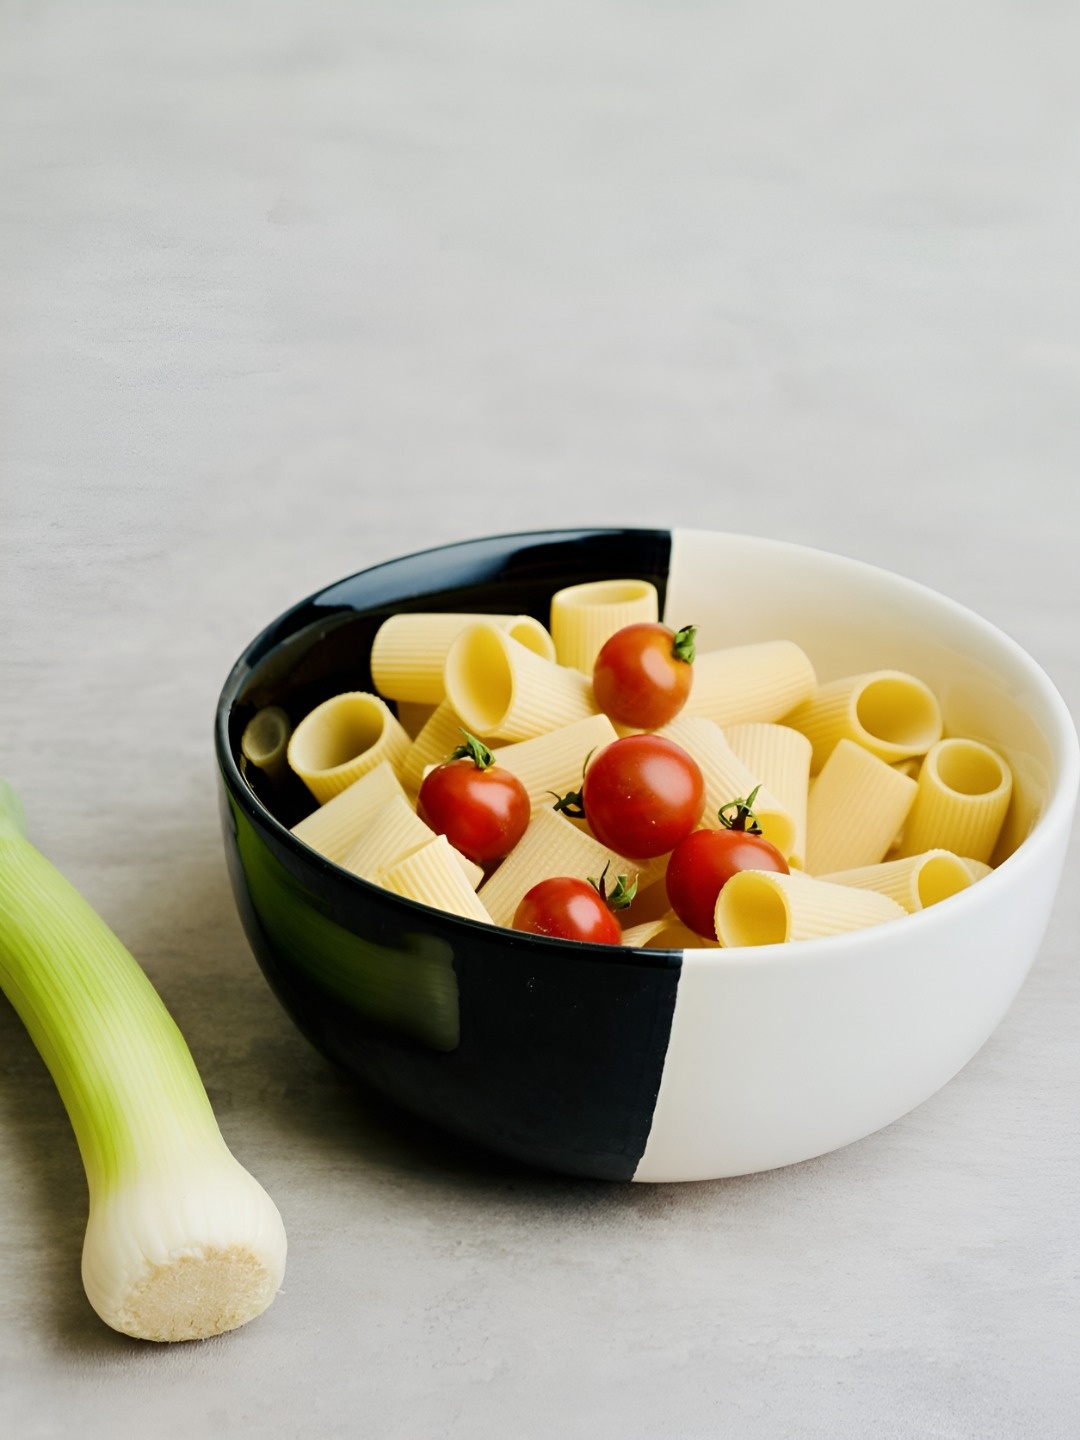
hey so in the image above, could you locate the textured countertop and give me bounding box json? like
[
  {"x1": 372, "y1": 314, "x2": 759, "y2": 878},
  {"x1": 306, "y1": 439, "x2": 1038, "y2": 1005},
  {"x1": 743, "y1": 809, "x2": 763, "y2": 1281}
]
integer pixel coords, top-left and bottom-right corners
[{"x1": 2, "y1": 4, "x2": 1078, "y2": 1436}]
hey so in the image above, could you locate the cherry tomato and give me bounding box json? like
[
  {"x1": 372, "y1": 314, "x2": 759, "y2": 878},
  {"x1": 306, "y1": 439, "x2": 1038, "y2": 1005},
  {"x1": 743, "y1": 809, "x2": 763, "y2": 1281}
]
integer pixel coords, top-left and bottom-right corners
[
  {"x1": 512, "y1": 877, "x2": 622, "y2": 945},
  {"x1": 665, "y1": 826, "x2": 789, "y2": 939},
  {"x1": 417, "y1": 736, "x2": 530, "y2": 865},
  {"x1": 592, "y1": 623, "x2": 697, "y2": 730},
  {"x1": 581, "y1": 735, "x2": 705, "y2": 859}
]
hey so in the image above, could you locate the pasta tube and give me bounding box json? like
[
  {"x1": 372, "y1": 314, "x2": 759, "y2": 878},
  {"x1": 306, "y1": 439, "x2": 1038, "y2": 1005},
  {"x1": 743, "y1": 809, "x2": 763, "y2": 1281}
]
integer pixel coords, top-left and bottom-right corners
[
  {"x1": 782, "y1": 670, "x2": 943, "y2": 774},
  {"x1": 370, "y1": 612, "x2": 555, "y2": 703},
  {"x1": 892, "y1": 738, "x2": 1013, "y2": 864},
  {"x1": 716, "y1": 869, "x2": 905, "y2": 947},
  {"x1": 240, "y1": 706, "x2": 292, "y2": 781},
  {"x1": 657, "y1": 715, "x2": 797, "y2": 862},
  {"x1": 681, "y1": 642, "x2": 816, "y2": 727},
  {"x1": 290, "y1": 760, "x2": 407, "y2": 863},
  {"x1": 444, "y1": 622, "x2": 598, "y2": 742},
  {"x1": 621, "y1": 915, "x2": 720, "y2": 950},
  {"x1": 339, "y1": 795, "x2": 483, "y2": 891},
  {"x1": 491, "y1": 714, "x2": 620, "y2": 810},
  {"x1": 804, "y1": 739, "x2": 917, "y2": 875},
  {"x1": 818, "y1": 849, "x2": 973, "y2": 912},
  {"x1": 724, "y1": 723, "x2": 812, "y2": 870},
  {"x1": 549, "y1": 578, "x2": 659, "y2": 672},
  {"x1": 477, "y1": 806, "x2": 639, "y2": 929},
  {"x1": 400, "y1": 700, "x2": 476, "y2": 794},
  {"x1": 378, "y1": 836, "x2": 495, "y2": 924},
  {"x1": 287, "y1": 692, "x2": 413, "y2": 803}
]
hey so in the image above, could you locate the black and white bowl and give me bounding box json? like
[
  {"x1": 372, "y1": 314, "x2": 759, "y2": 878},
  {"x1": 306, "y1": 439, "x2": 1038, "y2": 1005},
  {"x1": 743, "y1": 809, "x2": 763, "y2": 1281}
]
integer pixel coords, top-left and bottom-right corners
[{"x1": 215, "y1": 530, "x2": 1077, "y2": 1182}]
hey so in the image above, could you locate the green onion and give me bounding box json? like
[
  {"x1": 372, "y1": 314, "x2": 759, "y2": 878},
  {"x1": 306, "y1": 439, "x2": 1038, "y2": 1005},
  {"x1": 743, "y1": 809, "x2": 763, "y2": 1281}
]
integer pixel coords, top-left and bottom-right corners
[{"x1": 0, "y1": 780, "x2": 286, "y2": 1342}]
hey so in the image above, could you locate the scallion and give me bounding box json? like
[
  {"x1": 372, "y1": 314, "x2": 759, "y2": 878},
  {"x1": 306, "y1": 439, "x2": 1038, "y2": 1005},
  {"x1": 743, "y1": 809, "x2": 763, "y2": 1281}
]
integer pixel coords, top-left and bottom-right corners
[{"x1": 0, "y1": 780, "x2": 287, "y2": 1342}]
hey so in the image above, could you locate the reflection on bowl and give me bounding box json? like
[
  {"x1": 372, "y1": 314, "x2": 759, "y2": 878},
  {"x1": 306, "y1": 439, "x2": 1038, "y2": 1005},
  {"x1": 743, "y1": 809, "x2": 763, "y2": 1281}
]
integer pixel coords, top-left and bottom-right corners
[{"x1": 214, "y1": 530, "x2": 1078, "y2": 1182}]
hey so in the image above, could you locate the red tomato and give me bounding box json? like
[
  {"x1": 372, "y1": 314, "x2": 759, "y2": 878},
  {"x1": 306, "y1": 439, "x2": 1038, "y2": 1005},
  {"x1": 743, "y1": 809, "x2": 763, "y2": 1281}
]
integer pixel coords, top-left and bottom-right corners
[
  {"x1": 512, "y1": 877, "x2": 622, "y2": 945},
  {"x1": 417, "y1": 754, "x2": 530, "y2": 865},
  {"x1": 665, "y1": 827, "x2": 789, "y2": 939},
  {"x1": 581, "y1": 735, "x2": 705, "y2": 859},
  {"x1": 592, "y1": 623, "x2": 697, "y2": 730}
]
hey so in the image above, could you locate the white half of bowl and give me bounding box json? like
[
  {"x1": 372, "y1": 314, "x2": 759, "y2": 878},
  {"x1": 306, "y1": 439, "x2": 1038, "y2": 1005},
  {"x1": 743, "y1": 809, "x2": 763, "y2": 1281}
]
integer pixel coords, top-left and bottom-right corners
[{"x1": 633, "y1": 529, "x2": 1077, "y2": 1182}]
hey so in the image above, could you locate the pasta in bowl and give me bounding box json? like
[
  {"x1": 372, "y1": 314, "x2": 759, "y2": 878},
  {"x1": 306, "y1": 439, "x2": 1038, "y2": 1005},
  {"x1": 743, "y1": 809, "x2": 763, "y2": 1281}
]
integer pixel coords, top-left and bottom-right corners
[{"x1": 215, "y1": 529, "x2": 1078, "y2": 1182}]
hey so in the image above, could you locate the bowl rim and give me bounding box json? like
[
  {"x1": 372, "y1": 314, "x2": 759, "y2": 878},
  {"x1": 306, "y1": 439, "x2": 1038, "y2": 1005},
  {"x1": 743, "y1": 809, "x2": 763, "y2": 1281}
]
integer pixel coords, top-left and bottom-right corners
[{"x1": 214, "y1": 527, "x2": 1079, "y2": 968}]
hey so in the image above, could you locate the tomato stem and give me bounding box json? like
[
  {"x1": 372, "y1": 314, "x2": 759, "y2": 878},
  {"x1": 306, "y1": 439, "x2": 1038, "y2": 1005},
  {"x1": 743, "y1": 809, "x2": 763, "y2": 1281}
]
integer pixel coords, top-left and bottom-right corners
[
  {"x1": 448, "y1": 730, "x2": 496, "y2": 770},
  {"x1": 588, "y1": 862, "x2": 637, "y2": 913},
  {"x1": 717, "y1": 784, "x2": 764, "y2": 834},
  {"x1": 549, "y1": 747, "x2": 596, "y2": 820},
  {"x1": 550, "y1": 787, "x2": 585, "y2": 819},
  {"x1": 671, "y1": 625, "x2": 697, "y2": 665}
]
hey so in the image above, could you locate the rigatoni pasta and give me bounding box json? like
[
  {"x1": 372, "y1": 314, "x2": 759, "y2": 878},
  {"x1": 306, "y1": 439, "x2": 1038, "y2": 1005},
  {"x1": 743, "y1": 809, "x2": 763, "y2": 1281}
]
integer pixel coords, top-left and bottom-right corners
[
  {"x1": 782, "y1": 670, "x2": 943, "y2": 774},
  {"x1": 681, "y1": 641, "x2": 816, "y2": 727},
  {"x1": 491, "y1": 714, "x2": 620, "y2": 810},
  {"x1": 444, "y1": 622, "x2": 598, "y2": 741},
  {"x1": 818, "y1": 849, "x2": 973, "y2": 912},
  {"x1": 549, "y1": 578, "x2": 659, "y2": 672},
  {"x1": 290, "y1": 760, "x2": 407, "y2": 863},
  {"x1": 370, "y1": 612, "x2": 555, "y2": 703},
  {"x1": 400, "y1": 699, "x2": 476, "y2": 793},
  {"x1": 378, "y1": 836, "x2": 495, "y2": 925},
  {"x1": 716, "y1": 869, "x2": 905, "y2": 946},
  {"x1": 477, "y1": 806, "x2": 639, "y2": 930},
  {"x1": 240, "y1": 705, "x2": 292, "y2": 781},
  {"x1": 892, "y1": 738, "x2": 1012, "y2": 863},
  {"x1": 270, "y1": 570, "x2": 1012, "y2": 952},
  {"x1": 724, "y1": 722, "x2": 812, "y2": 870},
  {"x1": 804, "y1": 739, "x2": 918, "y2": 876},
  {"x1": 339, "y1": 795, "x2": 483, "y2": 891},
  {"x1": 658, "y1": 715, "x2": 798, "y2": 863},
  {"x1": 288, "y1": 692, "x2": 412, "y2": 803}
]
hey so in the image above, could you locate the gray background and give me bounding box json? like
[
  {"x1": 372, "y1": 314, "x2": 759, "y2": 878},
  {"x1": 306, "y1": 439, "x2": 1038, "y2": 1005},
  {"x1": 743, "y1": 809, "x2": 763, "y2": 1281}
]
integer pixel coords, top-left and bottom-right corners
[{"x1": 2, "y1": 3, "x2": 1078, "y2": 1436}]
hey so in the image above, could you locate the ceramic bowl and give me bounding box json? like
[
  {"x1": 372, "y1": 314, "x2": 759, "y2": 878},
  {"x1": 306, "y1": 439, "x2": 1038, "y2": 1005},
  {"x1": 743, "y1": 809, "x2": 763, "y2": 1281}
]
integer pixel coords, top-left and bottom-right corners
[{"x1": 214, "y1": 529, "x2": 1078, "y2": 1182}]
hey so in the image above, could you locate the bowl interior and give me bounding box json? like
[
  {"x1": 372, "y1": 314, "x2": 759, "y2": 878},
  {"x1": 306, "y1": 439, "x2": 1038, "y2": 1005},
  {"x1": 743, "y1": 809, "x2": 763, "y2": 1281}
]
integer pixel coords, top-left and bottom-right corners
[{"x1": 221, "y1": 527, "x2": 1072, "y2": 871}]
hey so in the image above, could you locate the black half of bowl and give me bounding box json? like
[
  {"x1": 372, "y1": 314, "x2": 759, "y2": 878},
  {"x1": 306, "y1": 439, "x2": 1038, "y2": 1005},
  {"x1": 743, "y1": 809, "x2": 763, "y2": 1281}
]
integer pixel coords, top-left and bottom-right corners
[{"x1": 214, "y1": 528, "x2": 685, "y2": 1180}]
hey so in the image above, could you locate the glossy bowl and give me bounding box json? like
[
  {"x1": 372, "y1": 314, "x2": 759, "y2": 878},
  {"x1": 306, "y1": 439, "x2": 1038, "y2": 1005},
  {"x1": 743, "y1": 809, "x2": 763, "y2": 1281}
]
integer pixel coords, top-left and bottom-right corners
[{"x1": 215, "y1": 529, "x2": 1078, "y2": 1182}]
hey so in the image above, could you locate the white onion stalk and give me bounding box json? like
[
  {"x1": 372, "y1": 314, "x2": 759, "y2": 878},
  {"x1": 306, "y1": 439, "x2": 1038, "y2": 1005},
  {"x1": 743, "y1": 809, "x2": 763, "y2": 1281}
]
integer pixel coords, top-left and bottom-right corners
[{"x1": 0, "y1": 781, "x2": 287, "y2": 1342}]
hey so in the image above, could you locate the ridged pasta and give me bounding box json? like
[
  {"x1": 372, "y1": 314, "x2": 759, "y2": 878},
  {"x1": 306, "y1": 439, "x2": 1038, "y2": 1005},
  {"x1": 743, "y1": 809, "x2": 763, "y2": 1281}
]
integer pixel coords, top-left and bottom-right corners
[
  {"x1": 340, "y1": 795, "x2": 437, "y2": 880},
  {"x1": 621, "y1": 914, "x2": 719, "y2": 950},
  {"x1": 782, "y1": 670, "x2": 943, "y2": 775},
  {"x1": 818, "y1": 849, "x2": 973, "y2": 912},
  {"x1": 444, "y1": 622, "x2": 598, "y2": 742},
  {"x1": 290, "y1": 760, "x2": 407, "y2": 863},
  {"x1": 371, "y1": 612, "x2": 555, "y2": 703},
  {"x1": 657, "y1": 715, "x2": 797, "y2": 861},
  {"x1": 477, "y1": 806, "x2": 640, "y2": 929},
  {"x1": 716, "y1": 868, "x2": 905, "y2": 946},
  {"x1": 284, "y1": 569, "x2": 1016, "y2": 950},
  {"x1": 892, "y1": 738, "x2": 1013, "y2": 864},
  {"x1": 400, "y1": 699, "x2": 476, "y2": 793},
  {"x1": 681, "y1": 641, "x2": 816, "y2": 727},
  {"x1": 288, "y1": 691, "x2": 413, "y2": 803},
  {"x1": 549, "y1": 578, "x2": 659, "y2": 672},
  {"x1": 378, "y1": 835, "x2": 495, "y2": 924},
  {"x1": 240, "y1": 705, "x2": 292, "y2": 780},
  {"x1": 339, "y1": 794, "x2": 483, "y2": 890},
  {"x1": 724, "y1": 722, "x2": 812, "y2": 870},
  {"x1": 491, "y1": 713, "x2": 620, "y2": 810},
  {"x1": 804, "y1": 739, "x2": 918, "y2": 875}
]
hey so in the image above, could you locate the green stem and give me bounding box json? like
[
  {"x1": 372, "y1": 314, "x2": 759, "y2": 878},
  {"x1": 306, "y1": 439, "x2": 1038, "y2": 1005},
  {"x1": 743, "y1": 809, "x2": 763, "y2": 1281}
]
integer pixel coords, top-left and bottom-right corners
[{"x1": 0, "y1": 802, "x2": 221, "y2": 1194}]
